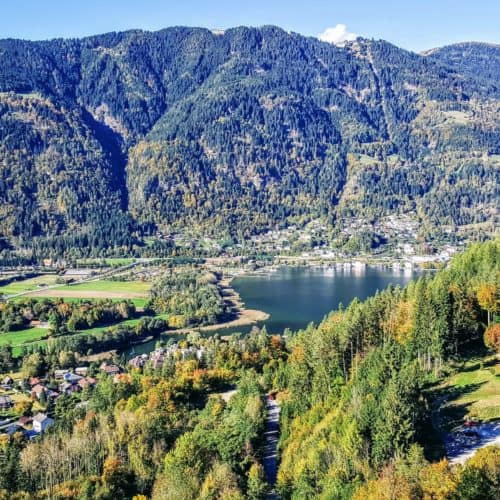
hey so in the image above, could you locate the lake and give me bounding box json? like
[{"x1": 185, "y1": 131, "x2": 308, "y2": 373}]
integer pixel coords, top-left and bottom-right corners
[
  {"x1": 229, "y1": 265, "x2": 417, "y2": 334},
  {"x1": 129, "y1": 265, "x2": 418, "y2": 356}
]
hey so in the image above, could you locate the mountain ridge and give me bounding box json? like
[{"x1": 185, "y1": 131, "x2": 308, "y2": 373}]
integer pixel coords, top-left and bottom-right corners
[{"x1": 0, "y1": 26, "x2": 498, "y2": 256}]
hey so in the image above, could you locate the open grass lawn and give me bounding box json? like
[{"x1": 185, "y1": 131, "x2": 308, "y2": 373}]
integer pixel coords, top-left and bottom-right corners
[
  {"x1": 6, "y1": 278, "x2": 151, "y2": 302},
  {"x1": 2, "y1": 311, "x2": 166, "y2": 357},
  {"x1": 65, "y1": 280, "x2": 150, "y2": 294},
  {"x1": 435, "y1": 355, "x2": 500, "y2": 431},
  {"x1": 0, "y1": 274, "x2": 59, "y2": 296},
  {"x1": 0, "y1": 327, "x2": 49, "y2": 348},
  {"x1": 75, "y1": 316, "x2": 146, "y2": 336}
]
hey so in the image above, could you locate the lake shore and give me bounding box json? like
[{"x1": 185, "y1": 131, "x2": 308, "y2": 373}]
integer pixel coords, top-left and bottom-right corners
[{"x1": 173, "y1": 276, "x2": 269, "y2": 334}]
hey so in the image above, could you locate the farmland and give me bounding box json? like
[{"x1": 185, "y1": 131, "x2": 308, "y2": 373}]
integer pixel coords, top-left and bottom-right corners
[
  {"x1": 0, "y1": 275, "x2": 155, "y2": 355},
  {"x1": 1, "y1": 275, "x2": 151, "y2": 303},
  {"x1": 0, "y1": 274, "x2": 60, "y2": 296}
]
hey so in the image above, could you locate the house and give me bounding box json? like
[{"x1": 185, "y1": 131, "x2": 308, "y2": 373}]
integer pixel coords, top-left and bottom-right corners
[
  {"x1": 75, "y1": 367, "x2": 89, "y2": 376},
  {"x1": 32, "y1": 413, "x2": 54, "y2": 434},
  {"x1": 100, "y1": 363, "x2": 121, "y2": 376},
  {"x1": 28, "y1": 377, "x2": 43, "y2": 387},
  {"x1": 31, "y1": 384, "x2": 49, "y2": 400},
  {"x1": 17, "y1": 416, "x2": 33, "y2": 428},
  {"x1": 59, "y1": 382, "x2": 81, "y2": 395},
  {"x1": 64, "y1": 268, "x2": 94, "y2": 279},
  {"x1": 77, "y1": 377, "x2": 97, "y2": 389},
  {"x1": 1, "y1": 376, "x2": 13, "y2": 387},
  {"x1": 0, "y1": 395, "x2": 13, "y2": 410},
  {"x1": 54, "y1": 369, "x2": 70, "y2": 380},
  {"x1": 63, "y1": 372, "x2": 83, "y2": 384}
]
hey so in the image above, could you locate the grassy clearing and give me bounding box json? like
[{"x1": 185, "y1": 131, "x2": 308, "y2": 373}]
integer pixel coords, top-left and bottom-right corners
[
  {"x1": 0, "y1": 274, "x2": 59, "y2": 296},
  {"x1": 74, "y1": 316, "x2": 147, "y2": 336},
  {"x1": 0, "y1": 327, "x2": 49, "y2": 348},
  {"x1": 2, "y1": 312, "x2": 167, "y2": 357},
  {"x1": 435, "y1": 355, "x2": 500, "y2": 431},
  {"x1": 64, "y1": 280, "x2": 150, "y2": 294},
  {"x1": 7, "y1": 279, "x2": 151, "y2": 301}
]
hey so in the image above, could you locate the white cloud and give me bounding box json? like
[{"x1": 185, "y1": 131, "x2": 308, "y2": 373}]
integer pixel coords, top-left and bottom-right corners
[{"x1": 318, "y1": 24, "x2": 358, "y2": 46}]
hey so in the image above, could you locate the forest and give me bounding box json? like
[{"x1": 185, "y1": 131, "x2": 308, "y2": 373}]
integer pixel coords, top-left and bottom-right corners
[
  {"x1": 148, "y1": 270, "x2": 227, "y2": 327},
  {"x1": 0, "y1": 239, "x2": 497, "y2": 499},
  {"x1": 0, "y1": 28, "x2": 498, "y2": 258}
]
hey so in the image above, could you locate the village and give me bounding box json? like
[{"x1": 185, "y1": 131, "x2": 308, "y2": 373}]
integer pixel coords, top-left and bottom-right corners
[
  {"x1": 0, "y1": 337, "x2": 218, "y2": 441},
  {"x1": 0, "y1": 360, "x2": 123, "y2": 439}
]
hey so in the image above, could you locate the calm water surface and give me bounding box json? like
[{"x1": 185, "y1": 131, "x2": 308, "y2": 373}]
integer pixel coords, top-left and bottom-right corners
[
  {"x1": 130, "y1": 265, "x2": 418, "y2": 355},
  {"x1": 230, "y1": 265, "x2": 417, "y2": 334}
]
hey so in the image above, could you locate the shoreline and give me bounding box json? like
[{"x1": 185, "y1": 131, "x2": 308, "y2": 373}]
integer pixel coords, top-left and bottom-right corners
[{"x1": 171, "y1": 276, "x2": 270, "y2": 334}]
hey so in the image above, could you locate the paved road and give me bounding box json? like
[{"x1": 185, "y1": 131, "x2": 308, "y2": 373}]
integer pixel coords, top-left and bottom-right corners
[
  {"x1": 263, "y1": 396, "x2": 280, "y2": 496},
  {"x1": 445, "y1": 422, "x2": 500, "y2": 465}
]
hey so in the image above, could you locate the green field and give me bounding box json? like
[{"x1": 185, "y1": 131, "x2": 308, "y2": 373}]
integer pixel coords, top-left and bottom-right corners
[
  {"x1": 0, "y1": 274, "x2": 59, "y2": 296},
  {"x1": 3, "y1": 277, "x2": 151, "y2": 302},
  {"x1": 0, "y1": 327, "x2": 49, "y2": 348},
  {"x1": 435, "y1": 355, "x2": 500, "y2": 431},
  {"x1": 1, "y1": 312, "x2": 167, "y2": 357},
  {"x1": 63, "y1": 280, "x2": 150, "y2": 294},
  {"x1": 74, "y1": 316, "x2": 151, "y2": 335}
]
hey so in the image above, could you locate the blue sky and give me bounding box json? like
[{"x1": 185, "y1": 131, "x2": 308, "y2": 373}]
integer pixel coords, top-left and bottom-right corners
[{"x1": 1, "y1": 0, "x2": 499, "y2": 52}]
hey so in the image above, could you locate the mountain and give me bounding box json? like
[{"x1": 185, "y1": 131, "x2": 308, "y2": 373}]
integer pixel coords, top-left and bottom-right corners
[
  {"x1": 423, "y1": 42, "x2": 500, "y2": 83},
  {"x1": 0, "y1": 27, "x2": 498, "y2": 255}
]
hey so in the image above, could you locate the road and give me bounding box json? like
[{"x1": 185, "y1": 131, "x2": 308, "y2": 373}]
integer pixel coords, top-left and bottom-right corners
[
  {"x1": 263, "y1": 396, "x2": 280, "y2": 496},
  {"x1": 445, "y1": 422, "x2": 500, "y2": 465}
]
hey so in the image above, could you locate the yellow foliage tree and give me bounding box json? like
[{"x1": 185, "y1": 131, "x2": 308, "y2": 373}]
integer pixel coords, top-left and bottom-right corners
[{"x1": 477, "y1": 283, "x2": 499, "y2": 325}]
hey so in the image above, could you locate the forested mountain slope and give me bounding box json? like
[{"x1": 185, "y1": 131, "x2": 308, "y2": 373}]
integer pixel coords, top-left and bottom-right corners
[
  {"x1": 0, "y1": 27, "x2": 498, "y2": 251},
  {"x1": 423, "y1": 42, "x2": 500, "y2": 84}
]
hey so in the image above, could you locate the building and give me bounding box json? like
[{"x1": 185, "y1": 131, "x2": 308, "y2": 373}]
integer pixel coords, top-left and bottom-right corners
[
  {"x1": 100, "y1": 363, "x2": 121, "y2": 376},
  {"x1": 0, "y1": 395, "x2": 13, "y2": 410},
  {"x1": 32, "y1": 413, "x2": 54, "y2": 434},
  {"x1": 59, "y1": 381, "x2": 81, "y2": 395},
  {"x1": 63, "y1": 372, "x2": 83, "y2": 384},
  {"x1": 54, "y1": 369, "x2": 70, "y2": 380},
  {"x1": 77, "y1": 377, "x2": 97, "y2": 389},
  {"x1": 17, "y1": 416, "x2": 33, "y2": 428},
  {"x1": 31, "y1": 384, "x2": 49, "y2": 400}
]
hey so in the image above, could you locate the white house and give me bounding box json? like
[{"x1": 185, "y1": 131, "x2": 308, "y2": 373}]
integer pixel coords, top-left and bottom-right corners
[{"x1": 32, "y1": 413, "x2": 54, "y2": 434}]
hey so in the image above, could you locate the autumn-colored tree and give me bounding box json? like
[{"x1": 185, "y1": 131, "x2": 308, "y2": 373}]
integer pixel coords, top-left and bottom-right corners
[
  {"x1": 484, "y1": 323, "x2": 500, "y2": 353},
  {"x1": 247, "y1": 462, "x2": 268, "y2": 499},
  {"x1": 477, "y1": 283, "x2": 499, "y2": 326},
  {"x1": 101, "y1": 456, "x2": 132, "y2": 498},
  {"x1": 419, "y1": 459, "x2": 457, "y2": 499}
]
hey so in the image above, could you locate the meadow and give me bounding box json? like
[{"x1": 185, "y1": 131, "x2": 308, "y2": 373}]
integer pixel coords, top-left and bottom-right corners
[
  {"x1": 435, "y1": 355, "x2": 500, "y2": 431},
  {"x1": 0, "y1": 274, "x2": 59, "y2": 296},
  {"x1": 1, "y1": 276, "x2": 154, "y2": 355}
]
